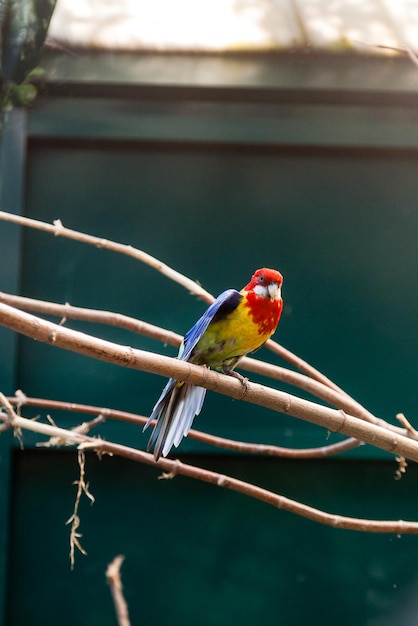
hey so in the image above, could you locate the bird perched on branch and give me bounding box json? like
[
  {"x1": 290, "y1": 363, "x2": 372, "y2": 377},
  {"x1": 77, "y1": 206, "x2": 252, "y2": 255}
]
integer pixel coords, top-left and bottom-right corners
[{"x1": 144, "y1": 268, "x2": 283, "y2": 460}]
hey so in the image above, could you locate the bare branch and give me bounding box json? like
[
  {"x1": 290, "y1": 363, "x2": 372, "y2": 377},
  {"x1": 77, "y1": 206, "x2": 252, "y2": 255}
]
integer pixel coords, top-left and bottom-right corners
[
  {"x1": 2, "y1": 211, "x2": 415, "y2": 540},
  {"x1": 0, "y1": 291, "x2": 179, "y2": 347},
  {"x1": 106, "y1": 556, "x2": 131, "y2": 626},
  {"x1": 0, "y1": 211, "x2": 213, "y2": 303},
  {"x1": 1, "y1": 304, "x2": 417, "y2": 461},
  {"x1": 7, "y1": 393, "x2": 362, "y2": 458},
  {"x1": 0, "y1": 402, "x2": 417, "y2": 535},
  {"x1": 0, "y1": 291, "x2": 349, "y2": 398},
  {"x1": 241, "y1": 357, "x2": 380, "y2": 427},
  {"x1": 263, "y1": 339, "x2": 354, "y2": 399},
  {"x1": 0, "y1": 210, "x2": 361, "y2": 395},
  {"x1": 0, "y1": 291, "x2": 384, "y2": 428}
]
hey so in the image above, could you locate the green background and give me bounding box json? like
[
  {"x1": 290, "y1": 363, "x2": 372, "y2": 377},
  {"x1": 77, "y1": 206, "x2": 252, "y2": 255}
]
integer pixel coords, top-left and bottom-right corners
[
  {"x1": 1, "y1": 52, "x2": 418, "y2": 625},
  {"x1": 7, "y1": 451, "x2": 418, "y2": 626}
]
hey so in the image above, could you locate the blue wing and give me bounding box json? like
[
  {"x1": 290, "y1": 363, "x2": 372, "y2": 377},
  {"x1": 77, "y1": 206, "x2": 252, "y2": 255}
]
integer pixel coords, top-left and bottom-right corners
[
  {"x1": 143, "y1": 288, "x2": 242, "y2": 459},
  {"x1": 179, "y1": 288, "x2": 242, "y2": 362}
]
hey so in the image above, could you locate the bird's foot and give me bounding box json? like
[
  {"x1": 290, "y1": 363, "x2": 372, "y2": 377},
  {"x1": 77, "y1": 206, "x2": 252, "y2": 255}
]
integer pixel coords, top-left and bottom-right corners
[{"x1": 223, "y1": 367, "x2": 249, "y2": 393}]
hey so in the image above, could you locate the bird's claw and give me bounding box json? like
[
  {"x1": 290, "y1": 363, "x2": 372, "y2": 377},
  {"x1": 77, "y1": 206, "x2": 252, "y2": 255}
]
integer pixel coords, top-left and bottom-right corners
[{"x1": 223, "y1": 368, "x2": 249, "y2": 393}]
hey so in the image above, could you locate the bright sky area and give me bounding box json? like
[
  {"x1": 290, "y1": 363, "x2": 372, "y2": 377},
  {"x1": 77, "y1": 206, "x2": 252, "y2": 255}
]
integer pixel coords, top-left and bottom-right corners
[{"x1": 48, "y1": 0, "x2": 418, "y2": 53}]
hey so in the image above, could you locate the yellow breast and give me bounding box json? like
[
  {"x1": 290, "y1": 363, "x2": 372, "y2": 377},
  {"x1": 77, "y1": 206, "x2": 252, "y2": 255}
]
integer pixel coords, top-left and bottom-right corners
[{"x1": 191, "y1": 297, "x2": 274, "y2": 369}]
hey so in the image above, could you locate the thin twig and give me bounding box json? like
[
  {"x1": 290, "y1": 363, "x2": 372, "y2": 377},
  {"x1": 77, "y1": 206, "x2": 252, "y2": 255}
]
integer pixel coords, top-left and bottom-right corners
[
  {"x1": 397, "y1": 413, "x2": 418, "y2": 439},
  {"x1": 106, "y1": 556, "x2": 131, "y2": 626},
  {"x1": 0, "y1": 211, "x2": 213, "y2": 302},
  {"x1": 38, "y1": 413, "x2": 104, "y2": 448},
  {"x1": 66, "y1": 449, "x2": 95, "y2": 569},
  {"x1": 374, "y1": 44, "x2": 418, "y2": 68},
  {"x1": 0, "y1": 403, "x2": 417, "y2": 535},
  {"x1": 0, "y1": 392, "x2": 24, "y2": 446}
]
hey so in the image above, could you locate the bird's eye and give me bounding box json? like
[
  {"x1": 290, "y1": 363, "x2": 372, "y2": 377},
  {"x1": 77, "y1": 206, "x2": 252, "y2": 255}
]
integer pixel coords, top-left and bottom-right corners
[{"x1": 258, "y1": 274, "x2": 265, "y2": 282}]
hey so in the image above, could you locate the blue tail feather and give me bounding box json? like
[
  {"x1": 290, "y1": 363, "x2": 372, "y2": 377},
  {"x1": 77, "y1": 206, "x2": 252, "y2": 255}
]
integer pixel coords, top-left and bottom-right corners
[
  {"x1": 144, "y1": 288, "x2": 243, "y2": 459},
  {"x1": 144, "y1": 382, "x2": 207, "y2": 460}
]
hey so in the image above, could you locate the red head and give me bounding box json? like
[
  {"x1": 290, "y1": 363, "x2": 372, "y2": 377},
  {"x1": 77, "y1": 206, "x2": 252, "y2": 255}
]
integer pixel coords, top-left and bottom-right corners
[
  {"x1": 242, "y1": 268, "x2": 283, "y2": 337},
  {"x1": 244, "y1": 268, "x2": 283, "y2": 302}
]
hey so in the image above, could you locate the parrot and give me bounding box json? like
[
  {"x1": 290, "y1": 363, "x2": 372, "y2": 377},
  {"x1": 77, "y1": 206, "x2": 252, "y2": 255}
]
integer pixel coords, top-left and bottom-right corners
[{"x1": 144, "y1": 268, "x2": 283, "y2": 460}]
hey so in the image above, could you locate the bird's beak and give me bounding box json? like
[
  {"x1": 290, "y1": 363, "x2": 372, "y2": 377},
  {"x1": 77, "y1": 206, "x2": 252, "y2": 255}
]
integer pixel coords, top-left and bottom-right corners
[{"x1": 268, "y1": 283, "x2": 281, "y2": 301}]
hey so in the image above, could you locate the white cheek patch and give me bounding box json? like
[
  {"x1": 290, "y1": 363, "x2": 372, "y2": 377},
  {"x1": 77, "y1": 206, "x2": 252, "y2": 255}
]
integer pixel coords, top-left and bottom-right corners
[
  {"x1": 254, "y1": 284, "x2": 268, "y2": 298},
  {"x1": 268, "y1": 284, "x2": 281, "y2": 301}
]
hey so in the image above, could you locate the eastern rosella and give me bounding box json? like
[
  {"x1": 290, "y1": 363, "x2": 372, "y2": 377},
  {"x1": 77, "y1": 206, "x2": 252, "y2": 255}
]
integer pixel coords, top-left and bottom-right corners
[{"x1": 144, "y1": 268, "x2": 283, "y2": 460}]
